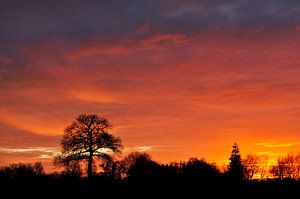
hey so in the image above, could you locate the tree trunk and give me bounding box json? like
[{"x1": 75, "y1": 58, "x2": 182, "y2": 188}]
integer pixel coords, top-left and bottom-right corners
[
  {"x1": 87, "y1": 130, "x2": 93, "y2": 178},
  {"x1": 88, "y1": 151, "x2": 93, "y2": 178}
]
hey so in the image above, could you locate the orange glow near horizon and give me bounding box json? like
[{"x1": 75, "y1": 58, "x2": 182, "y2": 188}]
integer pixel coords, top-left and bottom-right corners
[{"x1": 1, "y1": 1, "x2": 300, "y2": 173}]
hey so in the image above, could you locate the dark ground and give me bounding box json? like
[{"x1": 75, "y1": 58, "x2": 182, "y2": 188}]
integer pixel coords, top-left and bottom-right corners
[{"x1": 1, "y1": 177, "x2": 300, "y2": 199}]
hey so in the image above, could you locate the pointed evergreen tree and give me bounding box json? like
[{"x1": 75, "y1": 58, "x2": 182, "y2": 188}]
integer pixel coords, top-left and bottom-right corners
[{"x1": 227, "y1": 143, "x2": 244, "y2": 181}]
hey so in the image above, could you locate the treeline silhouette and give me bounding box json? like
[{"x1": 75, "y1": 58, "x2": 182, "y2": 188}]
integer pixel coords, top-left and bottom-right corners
[
  {"x1": 3, "y1": 152, "x2": 300, "y2": 180},
  {"x1": 2, "y1": 150, "x2": 300, "y2": 198},
  {"x1": 1, "y1": 114, "x2": 300, "y2": 198}
]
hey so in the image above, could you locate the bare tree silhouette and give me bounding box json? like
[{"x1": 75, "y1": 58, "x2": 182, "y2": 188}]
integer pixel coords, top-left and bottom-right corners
[
  {"x1": 270, "y1": 153, "x2": 300, "y2": 180},
  {"x1": 100, "y1": 159, "x2": 126, "y2": 179},
  {"x1": 259, "y1": 155, "x2": 269, "y2": 180},
  {"x1": 63, "y1": 160, "x2": 82, "y2": 177},
  {"x1": 54, "y1": 114, "x2": 123, "y2": 178},
  {"x1": 243, "y1": 154, "x2": 261, "y2": 180},
  {"x1": 243, "y1": 154, "x2": 269, "y2": 180}
]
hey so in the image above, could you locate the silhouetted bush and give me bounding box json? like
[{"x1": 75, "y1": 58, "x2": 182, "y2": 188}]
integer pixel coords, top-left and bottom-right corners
[
  {"x1": 0, "y1": 162, "x2": 44, "y2": 179},
  {"x1": 181, "y1": 158, "x2": 221, "y2": 179},
  {"x1": 124, "y1": 152, "x2": 161, "y2": 179}
]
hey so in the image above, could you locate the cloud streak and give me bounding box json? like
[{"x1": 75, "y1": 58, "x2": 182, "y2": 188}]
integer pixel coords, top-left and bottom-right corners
[
  {"x1": 254, "y1": 142, "x2": 300, "y2": 148},
  {"x1": 0, "y1": 147, "x2": 58, "y2": 154}
]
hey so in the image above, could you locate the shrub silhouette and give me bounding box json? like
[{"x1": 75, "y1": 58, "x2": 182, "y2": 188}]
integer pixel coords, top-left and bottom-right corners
[
  {"x1": 123, "y1": 152, "x2": 161, "y2": 179},
  {"x1": 60, "y1": 160, "x2": 82, "y2": 177},
  {"x1": 181, "y1": 158, "x2": 221, "y2": 179},
  {"x1": 0, "y1": 162, "x2": 44, "y2": 179}
]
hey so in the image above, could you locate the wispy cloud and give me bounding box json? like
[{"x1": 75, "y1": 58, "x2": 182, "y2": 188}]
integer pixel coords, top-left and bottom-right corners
[
  {"x1": 37, "y1": 154, "x2": 54, "y2": 159},
  {"x1": 0, "y1": 147, "x2": 58, "y2": 154},
  {"x1": 255, "y1": 151, "x2": 286, "y2": 156},
  {"x1": 254, "y1": 142, "x2": 300, "y2": 148},
  {"x1": 136, "y1": 146, "x2": 153, "y2": 152},
  {"x1": 124, "y1": 146, "x2": 154, "y2": 153}
]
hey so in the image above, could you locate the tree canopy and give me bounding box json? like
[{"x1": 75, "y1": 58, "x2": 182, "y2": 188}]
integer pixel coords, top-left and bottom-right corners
[{"x1": 54, "y1": 114, "x2": 123, "y2": 177}]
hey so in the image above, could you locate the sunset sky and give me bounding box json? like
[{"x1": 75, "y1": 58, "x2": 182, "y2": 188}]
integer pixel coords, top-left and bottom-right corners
[{"x1": 1, "y1": 0, "x2": 300, "y2": 172}]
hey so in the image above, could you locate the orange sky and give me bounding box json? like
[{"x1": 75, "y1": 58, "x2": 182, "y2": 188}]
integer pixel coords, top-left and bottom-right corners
[{"x1": 1, "y1": 1, "x2": 300, "y2": 172}]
